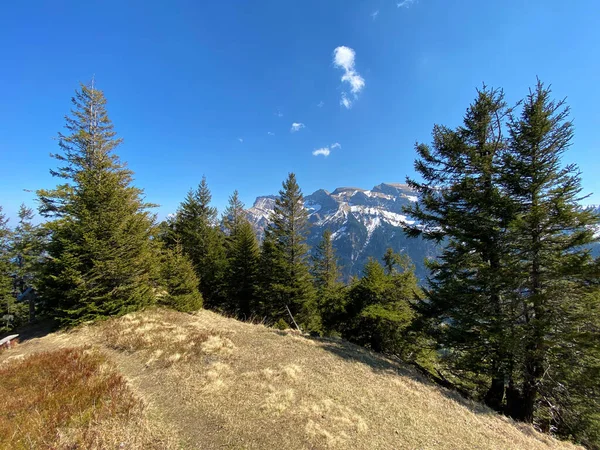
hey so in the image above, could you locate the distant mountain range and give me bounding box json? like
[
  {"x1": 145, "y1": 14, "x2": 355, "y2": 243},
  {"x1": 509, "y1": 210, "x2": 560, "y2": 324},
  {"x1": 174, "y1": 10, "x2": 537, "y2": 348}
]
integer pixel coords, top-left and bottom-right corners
[
  {"x1": 246, "y1": 184, "x2": 600, "y2": 282},
  {"x1": 245, "y1": 183, "x2": 438, "y2": 281}
]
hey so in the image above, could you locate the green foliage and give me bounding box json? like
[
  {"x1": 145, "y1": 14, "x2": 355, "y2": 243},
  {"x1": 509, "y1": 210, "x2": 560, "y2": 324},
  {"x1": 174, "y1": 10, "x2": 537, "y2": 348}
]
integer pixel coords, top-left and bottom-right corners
[
  {"x1": 261, "y1": 173, "x2": 318, "y2": 331},
  {"x1": 499, "y1": 81, "x2": 600, "y2": 440},
  {"x1": 274, "y1": 318, "x2": 289, "y2": 330},
  {"x1": 222, "y1": 190, "x2": 245, "y2": 238},
  {"x1": 167, "y1": 177, "x2": 227, "y2": 308},
  {"x1": 312, "y1": 229, "x2": 345, "y2": 335},
  {"x1": 405, "y1": 86, "x2": 515, "y2": 411},
  {"x1": 312, "y1": 229, "x2": 340, "y2": 290},
  {"x1": 342, "y1": 251, "x2": 420, "y2": 357},
  {"x1": 36, "y1": 83, "x2": 158, "y2": 326},
  {"x1": 225, "y1": 220, "x2": 260, "y2": 318},
  {"x1": 318, "y1": 284, "x2": 347, "y2": 337},
  {"x1": 405, "y1": 81, "x2": 600, "y2": 447},
  {"x1": 0, "y1": 207, "x2": 19, "y2": 331},
  {"x1": 158, "y1": 245, "x2": 203, "y2": 312},
  {"x1": 10, "y1": 204, "x2": 45, "y2": 323}
]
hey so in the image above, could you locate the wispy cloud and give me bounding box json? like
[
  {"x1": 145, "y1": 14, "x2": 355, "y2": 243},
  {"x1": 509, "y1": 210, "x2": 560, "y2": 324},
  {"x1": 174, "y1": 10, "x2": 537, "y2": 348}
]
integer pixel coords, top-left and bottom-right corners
[
  {"x1": 290, "y1": 122, "x2": 305, "y2": 133},
  {"x1": 397, "y1": 0, "x2": 417, "y2": 8},
  {"x1": 340, "y1": 93, "x2": 352, "y2": 109},
  {"x1": 238, "y1": 138, "x2": 244, "y2": 143},
  {"x1": 333, "y1": 46, "x2": 365, "y2": 109},
  {"x1": 267, "y1": 131, "x2": 275, "y2": 136},
  {"x1": 276, "y1": 110, "x2": 283, "y2": 117},
  {"x1": 317, "y1": 101, "x2": 324, "y2": 108},
  {"x1": 312, "y1": 142, "x2": 342, "y2": 157},
  {"x1": 312, "y1": 147, "x2": 330, "y2": 157},
  {"x1": 371, "y1": 10, "x2": 379, "y2": 20}
]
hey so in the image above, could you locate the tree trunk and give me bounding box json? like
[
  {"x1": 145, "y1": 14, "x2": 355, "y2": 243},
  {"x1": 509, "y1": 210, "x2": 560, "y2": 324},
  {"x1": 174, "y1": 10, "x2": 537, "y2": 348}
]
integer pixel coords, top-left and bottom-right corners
[
  {"x1": 505, "y1": 379, "x2": 524, "y2": 420},
  {"x1": 521, "y1": 338, "x2": 543, "y2": 423},
  {"x1": 484, "y1": 375, "x2": 505, "y2": 412},
  {"x1": 29, "y1": 295, "x2": 35, "y2": 323}
]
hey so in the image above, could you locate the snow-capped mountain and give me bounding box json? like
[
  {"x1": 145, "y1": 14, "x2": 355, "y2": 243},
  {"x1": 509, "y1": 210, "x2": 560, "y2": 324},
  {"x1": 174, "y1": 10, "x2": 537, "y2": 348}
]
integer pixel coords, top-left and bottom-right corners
[{"x1": 246, "y1": 183, "x2": 438, "y2": 280}]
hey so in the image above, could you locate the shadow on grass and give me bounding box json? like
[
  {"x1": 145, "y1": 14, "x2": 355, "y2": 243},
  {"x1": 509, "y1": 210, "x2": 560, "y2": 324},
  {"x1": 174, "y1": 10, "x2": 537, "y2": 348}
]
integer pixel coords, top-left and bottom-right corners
[
  {"x1": 0, "y1": 318, "x2": 59, "y2": 344},
  {"x1": 274, "y1": 329, "x2": 493, "y2": 417}
]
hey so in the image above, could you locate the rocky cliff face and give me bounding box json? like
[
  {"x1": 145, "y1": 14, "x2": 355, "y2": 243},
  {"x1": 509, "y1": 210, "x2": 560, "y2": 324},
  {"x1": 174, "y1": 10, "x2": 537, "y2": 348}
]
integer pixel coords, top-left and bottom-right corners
[{"x1": 246, "y1": 183, "x2": 438, "y2": 280}]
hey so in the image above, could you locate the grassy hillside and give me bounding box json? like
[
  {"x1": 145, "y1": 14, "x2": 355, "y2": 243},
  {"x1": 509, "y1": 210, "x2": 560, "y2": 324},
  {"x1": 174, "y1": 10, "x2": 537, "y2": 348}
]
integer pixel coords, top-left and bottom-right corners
[{"x1": 0, "y1": 309, "x2": 580, "y2": 449}]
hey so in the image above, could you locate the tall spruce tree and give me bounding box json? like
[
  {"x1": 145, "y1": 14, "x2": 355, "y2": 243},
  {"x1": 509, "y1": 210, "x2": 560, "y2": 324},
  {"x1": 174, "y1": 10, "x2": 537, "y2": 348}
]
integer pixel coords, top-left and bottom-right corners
[
  {"x1": 222, "y1": 190, "x2": 245, "y2": 238},
  {"x1": 169, "y1": 177, "x2": 226, "y2": 308},
  {"x1": 501, "y1": 82, "x2": 600, "y2": 433},
  {"x1": 257, "y1": 237, "x2": 279, "y2": 316},
  {"x1": 312, "y1": 229, "x2": 346, "y2": 334},
  {"x1": 226, "y1": 219, "x2": 260, "y2": 318},
  {"x1": 312, "y1": 229, "x2": 340, "y2": 290},
  {"x1": 37, "y1": 82, "x2": 158, "y2": 325},
  {"x1": 263, "y1": 173, "x2": 317, "y2": 330},
  {"x1": 404, "y1": 87, "x2": 515, "y2": 411}
]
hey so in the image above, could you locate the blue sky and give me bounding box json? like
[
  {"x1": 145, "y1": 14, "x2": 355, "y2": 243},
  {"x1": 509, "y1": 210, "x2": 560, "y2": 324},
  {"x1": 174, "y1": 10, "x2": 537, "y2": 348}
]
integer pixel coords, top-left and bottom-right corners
[{"x1": 1, "y1": 0, "x2": 599, "y2": 222}]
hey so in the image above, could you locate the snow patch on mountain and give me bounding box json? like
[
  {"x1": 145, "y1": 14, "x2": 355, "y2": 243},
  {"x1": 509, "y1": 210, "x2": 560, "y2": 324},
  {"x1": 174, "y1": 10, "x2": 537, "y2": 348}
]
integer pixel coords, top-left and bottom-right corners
[
  {"x1": 306, "y1": 202, "x2": 322, "y2": 213},
  {"x1": 245, "y1": 182, "x2": 437, "y2": 280}
]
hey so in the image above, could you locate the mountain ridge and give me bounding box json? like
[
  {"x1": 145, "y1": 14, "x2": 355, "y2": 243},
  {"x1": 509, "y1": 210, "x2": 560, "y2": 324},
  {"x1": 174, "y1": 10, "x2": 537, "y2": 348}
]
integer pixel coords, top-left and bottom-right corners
[{"x1": 246, "y1": 182, "x2": 436, "y2": 280}]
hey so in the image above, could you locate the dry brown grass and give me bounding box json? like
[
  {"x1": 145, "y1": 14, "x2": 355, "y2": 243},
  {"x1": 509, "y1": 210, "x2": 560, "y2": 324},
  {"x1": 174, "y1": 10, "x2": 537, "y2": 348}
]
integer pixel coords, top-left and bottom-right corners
[
  {"x1": 0, "y1": 347, "x2": 176, "y2": 449},
  {"x1": 0, "y1": 308, "x2": 582, "y2": 449},
  {"x1": 100, "y1": 309, "x2": 235, "y2": 367}
]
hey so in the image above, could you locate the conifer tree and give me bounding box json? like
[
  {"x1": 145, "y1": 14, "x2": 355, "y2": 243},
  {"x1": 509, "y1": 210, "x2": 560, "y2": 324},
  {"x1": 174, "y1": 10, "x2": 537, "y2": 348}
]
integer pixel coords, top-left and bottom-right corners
[
  {"x1": 501, "y1": 81, "x2": 600, "y2": 431},
  {"x1": 312, "y1": 229, "x2": 346, "y2": 333},
  {"x1": 170, "y1": 177, "x2": 227, "y2": 308},
  {"x1": 547, "y1": 289, "x2": 600, "y2": 447},
  {"x1": 383, "y1": 247, "x2": 403, "y2": 276},
  {"x1": 37, "y1": 82, "x2": 158, "y2": 325},
  {"x1": 0, "y1": 207, "x2": 18, "y2": 331},
  {"x1": 344, "y1": 252, "x2": 417, "y2": 355},
  {"x1": 257, "y1": 237, "x2": 290, "y2": 325},
  {"x1": 158, "y1": 244, "x2": 203, "y2": 312},
  {"x1": 11, "y1": 204, "x2": 44, "y2": 322},
  {"x1": 226, "y1": 219, "x2": 260, "y2": 318},
  {"x1": 223, "y1": 190, "x2": 245, "y2": 238},
  {"x1": 263, "y1": 173, "x2": 317, "y2": 330},
  {"x1": 312, "y1": 229, "x2": 340, "y2": 289},
  {"x1": 404, "y1": 87, "x2": 515, "y2": 411}
]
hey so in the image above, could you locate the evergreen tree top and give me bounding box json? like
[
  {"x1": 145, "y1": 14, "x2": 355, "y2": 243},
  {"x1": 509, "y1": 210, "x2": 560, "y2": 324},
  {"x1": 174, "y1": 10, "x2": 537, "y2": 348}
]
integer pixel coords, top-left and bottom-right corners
[
  {"x1": 178, "y1": 176, "x2": 218, "y2": 225},
  {"x1": 223, "y1": 189, "x2": 246, "y2": 237},
  {"x1": 267, "y1": 172, "x2": 310, "y2": 242},
  {"x1": 37, "y1": 82, "x2": 154, "y2": 218},
  {"x1": 53, "y1": 82, "x2": 124, "y2": 179}
]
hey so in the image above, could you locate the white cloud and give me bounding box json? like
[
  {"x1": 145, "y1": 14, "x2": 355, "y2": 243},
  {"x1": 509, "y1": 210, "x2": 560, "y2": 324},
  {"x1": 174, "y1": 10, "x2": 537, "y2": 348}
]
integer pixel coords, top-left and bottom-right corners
[
  {"x1": 276, "y1": 110, "x2": 283, "y2": 117},
  {"x1": 333, "y1": 46, "x2": 365, "y2": 109},
  {"x1": 267, "y1": 131, "x2": 275, "y2": 136},
  {"x1": 397, "y1": 0, "x2": 417, "y2": 8},
  {"x1": 371, "y1": 10, "x2": 379, "y2": 20},
  {"x1": 290, "y1": 122, "x2": 305, "y2": 133},
  {"x1": 317, "y1": 101, "x2": 324, "y2": 108},
  {"x1": 238, "y1": 138, "x2": 243, "y2": 143},
  {"x1": 312, "y1": 148, "x2": 330, "y2": 157},
  {"x1": 312, "y1": 142, "x2": 341, "y2": 157},
  {"x1": 340, "y1": 93, "x2": 352, "y2": 109}
]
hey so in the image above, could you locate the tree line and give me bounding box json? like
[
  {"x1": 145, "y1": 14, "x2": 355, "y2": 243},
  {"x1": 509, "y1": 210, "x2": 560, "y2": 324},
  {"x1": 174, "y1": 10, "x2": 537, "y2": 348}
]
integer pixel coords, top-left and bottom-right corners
[{"x1": 0, "y1": 81, "x2": 598, "y2": 448}]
